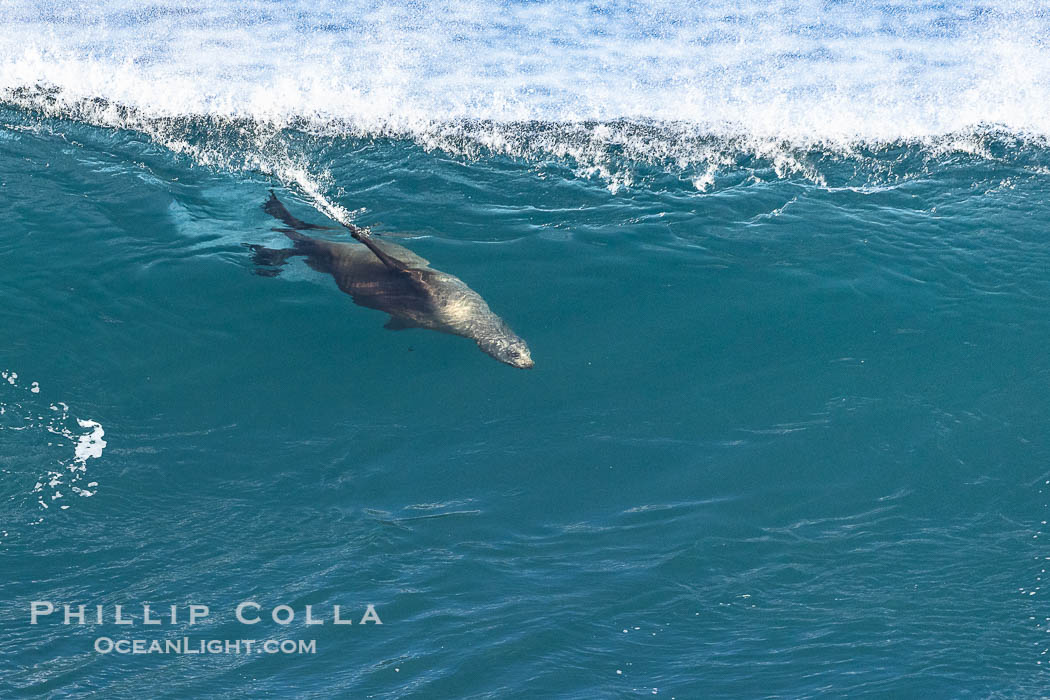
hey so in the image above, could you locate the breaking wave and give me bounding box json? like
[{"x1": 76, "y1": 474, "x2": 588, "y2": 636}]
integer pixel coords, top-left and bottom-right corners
[{"x1": 3, "y1": 1, "x2": 1050, "y2": 197}]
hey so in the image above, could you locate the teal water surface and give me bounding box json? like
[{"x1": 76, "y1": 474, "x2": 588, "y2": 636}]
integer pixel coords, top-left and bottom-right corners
[{"x1": 2, "y1": 105, "x2": 1050, "y2": 698}]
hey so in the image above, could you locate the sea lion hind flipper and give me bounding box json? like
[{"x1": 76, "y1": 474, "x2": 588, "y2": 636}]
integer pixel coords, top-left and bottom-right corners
[
  {"x1": 246, "y1": 243, "x2": 301, "y2": 272},
  {"x1": 271, "y1": 227, "x2": 312, "y2": 244},
  {"x1": 263, "y1": 190, "x2": 336, "y2": 231}
]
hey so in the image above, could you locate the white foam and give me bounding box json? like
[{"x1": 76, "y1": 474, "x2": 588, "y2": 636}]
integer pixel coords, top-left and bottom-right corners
[
  {"x1": 73, "y1": 419, "x2": 107, "y2": 465},
  {"x1": 3, "y1": 1, "x2": 1050, "y2": 142},
  {"x1": 1, "y1": 375, "x2": 107, "y2": 517}
]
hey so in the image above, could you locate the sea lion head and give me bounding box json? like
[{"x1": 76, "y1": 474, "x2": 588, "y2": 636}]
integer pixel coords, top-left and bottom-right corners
[{"x1": 477, "y1": 325, "x2": 534, "y2": 369}]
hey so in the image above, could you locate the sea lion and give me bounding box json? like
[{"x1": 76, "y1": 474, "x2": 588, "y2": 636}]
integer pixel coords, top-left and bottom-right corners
[{"x1": 249, "y1": 192, "x2": 534, "y2": 369}]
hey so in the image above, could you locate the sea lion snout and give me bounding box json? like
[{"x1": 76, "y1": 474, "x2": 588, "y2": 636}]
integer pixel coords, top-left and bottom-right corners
[{"x1": 478, "y1": 333, "x2": 534, "y2": 369}]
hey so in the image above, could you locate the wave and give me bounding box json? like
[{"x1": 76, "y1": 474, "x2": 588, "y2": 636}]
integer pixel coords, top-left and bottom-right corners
[
  {"x1": 5, "y1": 91, "x2": 1049, "y2": 203},
  {"x1": 3, "y1": 1, "x2": 1050, "y2": 141},
  {"x1": 4, "y1": 1, "x2": 1050, "y2": 200}
]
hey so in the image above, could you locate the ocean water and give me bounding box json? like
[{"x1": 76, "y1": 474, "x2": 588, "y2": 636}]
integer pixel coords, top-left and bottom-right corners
[{"x1": 3, "y1": 1, "x2": 1050, "y2": 697}]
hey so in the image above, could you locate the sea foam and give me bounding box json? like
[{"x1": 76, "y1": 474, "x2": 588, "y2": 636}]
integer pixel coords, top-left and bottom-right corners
[{"x1": 2, "y1": 1, "x2": 1049, "y2": 142}]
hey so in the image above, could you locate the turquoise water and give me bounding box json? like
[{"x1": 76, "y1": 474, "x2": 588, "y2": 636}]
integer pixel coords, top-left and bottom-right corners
[{"x1": 4, "y1": 2, "x2": 1050, "y2": 697}]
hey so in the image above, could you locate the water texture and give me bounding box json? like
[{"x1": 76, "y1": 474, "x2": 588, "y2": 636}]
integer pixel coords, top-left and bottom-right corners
[{"x1": 2, "y1": 2, "x2": 1050, "y2": 697}]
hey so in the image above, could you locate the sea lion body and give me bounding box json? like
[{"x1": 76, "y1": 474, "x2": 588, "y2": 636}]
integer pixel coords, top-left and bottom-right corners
[{"x1": 251, "y1": 193, "x2": 533, "y2": 369}]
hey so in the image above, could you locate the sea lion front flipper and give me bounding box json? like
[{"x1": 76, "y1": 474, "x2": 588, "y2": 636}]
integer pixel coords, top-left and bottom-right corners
[
  {"x1": 262, "y1": 191, "x2": 336, "y2": 231},
  {"x1": 348, "y1": 227, "x2": 414, "y2": 273},
  {"x1": 383, "y1": 316, "x2": 420, "y2": 331}
]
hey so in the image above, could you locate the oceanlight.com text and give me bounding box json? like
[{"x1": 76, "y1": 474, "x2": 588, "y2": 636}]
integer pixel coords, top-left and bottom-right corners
[{"x1": 94, "y1": 637, "x2": 317, "y2": 655}]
